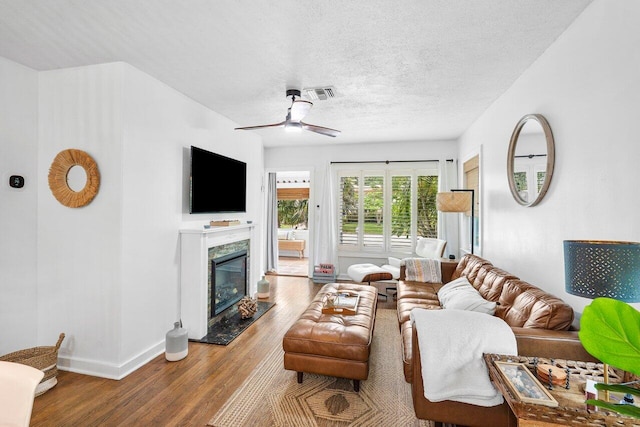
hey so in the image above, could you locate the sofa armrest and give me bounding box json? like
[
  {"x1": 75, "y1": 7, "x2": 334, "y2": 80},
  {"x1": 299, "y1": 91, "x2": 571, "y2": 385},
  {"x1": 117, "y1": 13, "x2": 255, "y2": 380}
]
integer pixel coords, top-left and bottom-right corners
[{"x1": 512, "y1": 327, "x2": 599, "y2": 362}]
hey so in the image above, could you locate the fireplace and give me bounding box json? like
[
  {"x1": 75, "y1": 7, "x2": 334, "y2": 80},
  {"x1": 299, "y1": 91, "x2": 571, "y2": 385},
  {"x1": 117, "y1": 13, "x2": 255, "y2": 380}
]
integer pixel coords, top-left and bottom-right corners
[
  {"x1": 180, "y1": 225, "x2": 254, "y2": 340},
  {"x1": 210, "y1": 250, "x2": 247, "y2": 318}
]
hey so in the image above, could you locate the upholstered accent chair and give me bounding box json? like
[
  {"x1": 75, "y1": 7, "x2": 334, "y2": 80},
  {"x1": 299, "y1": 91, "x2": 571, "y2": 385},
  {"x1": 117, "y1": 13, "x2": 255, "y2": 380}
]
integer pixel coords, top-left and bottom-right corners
[
  {"x1": 415, "y1": 237, "x2": 447, "y2": 259},
  {"x1": 382, "y1": 238, "x2": 447, "y2": 298}
]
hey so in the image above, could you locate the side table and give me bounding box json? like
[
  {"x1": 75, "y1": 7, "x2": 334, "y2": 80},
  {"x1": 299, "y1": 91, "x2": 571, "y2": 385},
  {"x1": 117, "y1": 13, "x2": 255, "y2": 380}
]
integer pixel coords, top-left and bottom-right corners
[{"x1": 484, "y1": 353, "x2": 638, "y2": 427}]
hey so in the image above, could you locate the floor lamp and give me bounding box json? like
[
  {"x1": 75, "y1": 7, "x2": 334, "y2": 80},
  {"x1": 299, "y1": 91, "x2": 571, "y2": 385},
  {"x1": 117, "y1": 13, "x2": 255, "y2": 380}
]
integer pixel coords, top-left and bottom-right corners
[
  {"x1": 436, "y1": 189, "x2": 474, "y2": 255},
  {"x1": 564, "y1": 240, "x2": 640, "y2": 402}
]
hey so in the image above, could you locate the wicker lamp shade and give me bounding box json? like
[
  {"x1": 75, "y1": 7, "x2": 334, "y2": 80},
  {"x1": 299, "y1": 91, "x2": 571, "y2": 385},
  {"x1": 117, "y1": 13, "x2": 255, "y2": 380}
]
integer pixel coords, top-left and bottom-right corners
[
  {"x1": 436, "y1": 192, "x2": 472, "y2": 215},
  {"x1": 437, "y1": 189, "x2": 475, "y2": 254},
  {"x1": 564, "y1": 240, "x2": 640, "y2": 302}
]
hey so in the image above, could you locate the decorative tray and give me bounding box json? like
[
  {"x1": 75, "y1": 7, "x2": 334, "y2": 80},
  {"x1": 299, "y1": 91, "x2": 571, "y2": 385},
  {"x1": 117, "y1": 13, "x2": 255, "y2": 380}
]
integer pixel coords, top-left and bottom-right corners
[{"x1": 321, "y1": 292, "x2": 359, "y2": 315}]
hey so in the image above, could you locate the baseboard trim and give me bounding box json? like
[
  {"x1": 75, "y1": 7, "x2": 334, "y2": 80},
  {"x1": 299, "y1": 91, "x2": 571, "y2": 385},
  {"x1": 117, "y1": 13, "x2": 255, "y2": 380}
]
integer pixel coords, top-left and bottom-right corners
[{"x1": 57, "y1": 340, "x2": 165, "y2": 380}]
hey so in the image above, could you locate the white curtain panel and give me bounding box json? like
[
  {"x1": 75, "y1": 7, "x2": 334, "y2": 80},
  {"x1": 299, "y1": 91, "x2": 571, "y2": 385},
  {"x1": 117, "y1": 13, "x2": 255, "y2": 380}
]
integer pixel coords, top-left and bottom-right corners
[
  {"x1": 313, "y1": 163, "x2": 338, "y2": 273},
  {"x1": 266, "y1": 173, "x2": 278, "y2": 272}
]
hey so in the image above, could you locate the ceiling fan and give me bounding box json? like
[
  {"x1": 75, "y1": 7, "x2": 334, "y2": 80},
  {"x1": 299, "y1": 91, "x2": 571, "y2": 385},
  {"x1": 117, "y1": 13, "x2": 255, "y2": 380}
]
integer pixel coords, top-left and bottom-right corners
[{"x1": 235, "y1": 89, "x2": 341, "y2": 138}]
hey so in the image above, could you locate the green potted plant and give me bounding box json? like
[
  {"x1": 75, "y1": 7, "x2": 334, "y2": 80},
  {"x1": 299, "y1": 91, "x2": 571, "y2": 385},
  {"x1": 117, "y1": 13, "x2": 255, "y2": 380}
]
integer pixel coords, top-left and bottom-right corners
[{"x1": 579, "y1": 297, "x2": 640, "y2": 418}]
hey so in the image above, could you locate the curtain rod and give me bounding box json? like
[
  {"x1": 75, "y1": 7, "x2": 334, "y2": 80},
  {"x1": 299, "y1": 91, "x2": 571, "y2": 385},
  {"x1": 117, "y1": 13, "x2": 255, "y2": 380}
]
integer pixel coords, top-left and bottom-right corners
[
  {"x1": 514, "y1": 154, "x2": 547, "y2": 159},
  {"x1": 330, "y1": 159, "x2": 452, "y2": 164}
]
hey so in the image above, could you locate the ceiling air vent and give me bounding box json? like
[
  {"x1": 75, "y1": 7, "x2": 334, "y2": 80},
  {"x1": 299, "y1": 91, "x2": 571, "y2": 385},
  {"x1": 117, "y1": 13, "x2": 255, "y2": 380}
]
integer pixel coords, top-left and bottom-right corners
[{"x1": 303, "y1": 86, "x2": 339, "y2": 101}]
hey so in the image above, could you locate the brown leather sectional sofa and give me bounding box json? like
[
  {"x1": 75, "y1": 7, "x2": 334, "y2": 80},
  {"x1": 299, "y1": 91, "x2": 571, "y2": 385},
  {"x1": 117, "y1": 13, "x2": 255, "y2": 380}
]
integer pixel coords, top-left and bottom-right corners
[{"x1": 396, "y1": 254, "x2": 598, "y2": 426}]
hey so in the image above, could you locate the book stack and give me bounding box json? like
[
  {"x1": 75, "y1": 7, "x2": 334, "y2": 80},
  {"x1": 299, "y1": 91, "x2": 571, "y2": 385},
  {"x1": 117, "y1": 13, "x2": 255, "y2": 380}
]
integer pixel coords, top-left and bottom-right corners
[
  {"x1": 210, "y1": 220, "x2": 241, "y2": 227},
  {"x1": 313, "y1": 263, "x2": 336, "y2": 283}
]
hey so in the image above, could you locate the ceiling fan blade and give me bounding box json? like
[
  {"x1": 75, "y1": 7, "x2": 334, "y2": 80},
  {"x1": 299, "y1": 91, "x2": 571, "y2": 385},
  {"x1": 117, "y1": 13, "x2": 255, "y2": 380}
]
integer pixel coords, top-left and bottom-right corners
[
  {"x1": 289, "y1": 99, "x2": 313, "y2": 122},
  {"x1": 301, "y1": 122, "x2": 341, "y2": 138},
  {"x1": 235, "y1": 121, "x2": 285, "y2": 131}
]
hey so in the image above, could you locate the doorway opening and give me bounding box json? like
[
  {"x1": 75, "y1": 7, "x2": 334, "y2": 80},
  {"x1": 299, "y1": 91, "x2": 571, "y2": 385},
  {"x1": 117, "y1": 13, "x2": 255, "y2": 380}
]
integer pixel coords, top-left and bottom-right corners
[{"x1": 275, "y1": 171, "x2": 310, "y2": 277}]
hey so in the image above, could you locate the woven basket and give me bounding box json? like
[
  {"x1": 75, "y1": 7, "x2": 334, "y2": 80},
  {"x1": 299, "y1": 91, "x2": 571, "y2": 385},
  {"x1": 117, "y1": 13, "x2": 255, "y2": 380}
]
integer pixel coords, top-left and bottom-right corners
[{"x1": 0, "y1": 333, "x2": 65, "y2": 396}]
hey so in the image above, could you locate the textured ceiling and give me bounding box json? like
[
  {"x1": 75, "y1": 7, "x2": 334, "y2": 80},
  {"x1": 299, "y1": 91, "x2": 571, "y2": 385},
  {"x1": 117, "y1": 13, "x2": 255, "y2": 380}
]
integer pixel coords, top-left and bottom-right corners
[{"x1": 0, "y1": 0, "x2": 593, "y2": 147}]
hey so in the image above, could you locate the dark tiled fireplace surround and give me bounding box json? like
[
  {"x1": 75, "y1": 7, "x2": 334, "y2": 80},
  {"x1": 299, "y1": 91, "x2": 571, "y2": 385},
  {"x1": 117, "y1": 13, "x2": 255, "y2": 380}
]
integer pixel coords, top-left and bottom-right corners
[{"x1": 207, "y1": 240, "x2": 250, "y2": 326}]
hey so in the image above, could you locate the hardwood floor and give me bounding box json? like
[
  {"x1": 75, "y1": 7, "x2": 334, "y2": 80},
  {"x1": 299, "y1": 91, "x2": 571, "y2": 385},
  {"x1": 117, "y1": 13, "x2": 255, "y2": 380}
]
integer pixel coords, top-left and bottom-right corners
[
  {"x1": 30, "y1": 276, "x2": 397, "y2": 426},
  {"x1": 275, "y1": 256, "x2": 309, "y2": 277}
]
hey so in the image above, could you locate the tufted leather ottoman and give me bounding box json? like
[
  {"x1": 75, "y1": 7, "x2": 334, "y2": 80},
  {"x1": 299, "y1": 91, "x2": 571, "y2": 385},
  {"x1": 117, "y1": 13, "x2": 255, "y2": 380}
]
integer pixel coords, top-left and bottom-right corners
[{"x1": 283, "y1": 282, "x2": 377, "y2": 391}]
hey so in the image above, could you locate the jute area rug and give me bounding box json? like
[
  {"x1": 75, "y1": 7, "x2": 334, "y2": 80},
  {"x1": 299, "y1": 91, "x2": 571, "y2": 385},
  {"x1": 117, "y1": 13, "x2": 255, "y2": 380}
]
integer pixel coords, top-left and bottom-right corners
[{"x1": 209, "y1": 309, "x2": 434, "y2": 427}]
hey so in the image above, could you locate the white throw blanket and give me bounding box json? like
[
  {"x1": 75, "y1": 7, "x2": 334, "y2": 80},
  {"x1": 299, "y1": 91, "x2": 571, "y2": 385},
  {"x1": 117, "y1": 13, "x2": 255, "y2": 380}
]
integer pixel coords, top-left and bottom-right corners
[
  {"x1": 410, "y1": 308, "x2": 517, "y2": 407},
  {"x1": 404, "y1": 258, "x2": 441, "y2": 282}
]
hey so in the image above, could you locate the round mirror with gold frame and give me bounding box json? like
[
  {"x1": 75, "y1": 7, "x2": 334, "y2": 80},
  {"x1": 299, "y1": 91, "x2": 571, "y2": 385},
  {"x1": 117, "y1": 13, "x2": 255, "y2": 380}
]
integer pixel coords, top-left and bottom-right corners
[
  {"x1": 48, "y1": 148, "x2": 100, "y2": 208},
  {"x1": 507, "y1": 114, "x2": 555, "y2": 207}
]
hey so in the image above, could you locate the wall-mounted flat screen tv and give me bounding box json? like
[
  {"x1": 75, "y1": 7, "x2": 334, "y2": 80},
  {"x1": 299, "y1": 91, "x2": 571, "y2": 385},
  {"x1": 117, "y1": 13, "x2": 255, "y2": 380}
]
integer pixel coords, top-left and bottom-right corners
[{"x1": 190, "y1": 146, "x2": 247, "y2": 213}]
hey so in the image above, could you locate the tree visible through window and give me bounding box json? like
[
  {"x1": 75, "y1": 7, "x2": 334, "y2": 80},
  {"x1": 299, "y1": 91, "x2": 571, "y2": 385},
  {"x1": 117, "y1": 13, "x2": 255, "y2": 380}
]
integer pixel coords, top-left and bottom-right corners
[
  {"x1": 337, "y1": 163, "x2": 439, "y2": 253},
  {"x1": 278, "y1": 199, "x2": 308, "y2": 229}
]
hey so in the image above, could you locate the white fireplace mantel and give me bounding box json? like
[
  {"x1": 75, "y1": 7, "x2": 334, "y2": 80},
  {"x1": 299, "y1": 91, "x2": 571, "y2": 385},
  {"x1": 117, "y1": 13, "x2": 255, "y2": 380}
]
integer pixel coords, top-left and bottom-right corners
[{"x1": 179, "y1": 224, "x2": 255, "y2": 339}]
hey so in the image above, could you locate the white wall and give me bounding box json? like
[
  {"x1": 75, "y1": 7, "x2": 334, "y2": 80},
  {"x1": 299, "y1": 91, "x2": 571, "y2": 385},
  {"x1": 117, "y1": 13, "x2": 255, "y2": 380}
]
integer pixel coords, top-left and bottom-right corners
[
  {"x1": 0, "y1": 57, "x2": 39, "y2": 355},
  {"x1": 458, "y1": 0, "x2": 640, "y2": 315},
  {"x1": 38, "y1": 63, "x2": 125, "y2": 375},
  {"x1": 0, "y1": 60, "x2": 264, "y2": 378},
  {"x1": 120, "y1": 64, "x2": 262, "y2": 372}
]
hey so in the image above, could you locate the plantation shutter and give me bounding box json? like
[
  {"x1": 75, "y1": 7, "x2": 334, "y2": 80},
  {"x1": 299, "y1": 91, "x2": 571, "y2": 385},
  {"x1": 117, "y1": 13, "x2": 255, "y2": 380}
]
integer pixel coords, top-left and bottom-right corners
[
  {"x1": 363, "y1": 175, "x2": 384, "y2": 248},
  {"x1": 390, "y1": 175, "x2": 412, "y2": 250},
  {"x1": 338, "y1": 175, "x2": 359, "y2": 246}
]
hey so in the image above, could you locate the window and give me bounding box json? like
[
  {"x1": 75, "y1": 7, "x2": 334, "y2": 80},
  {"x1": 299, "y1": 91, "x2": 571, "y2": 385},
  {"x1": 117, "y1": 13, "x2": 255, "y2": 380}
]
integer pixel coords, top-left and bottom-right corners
[
  {"x1": 513, "y1": 160, "x2": 546, "y2": 204},
  {"x1": 336, "y1": 162, "x2": 439, "y2": 254}
]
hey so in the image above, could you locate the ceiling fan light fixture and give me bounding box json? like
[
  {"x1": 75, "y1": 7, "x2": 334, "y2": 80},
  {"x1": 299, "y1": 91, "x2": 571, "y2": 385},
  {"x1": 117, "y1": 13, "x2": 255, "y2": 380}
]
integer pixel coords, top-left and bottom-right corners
[
  {"x1": 284, "y1": 122, "x2": 303, "y2": 132},
  {"x1": 235, "y1": 89, "x2": 340, "y2": 138}
]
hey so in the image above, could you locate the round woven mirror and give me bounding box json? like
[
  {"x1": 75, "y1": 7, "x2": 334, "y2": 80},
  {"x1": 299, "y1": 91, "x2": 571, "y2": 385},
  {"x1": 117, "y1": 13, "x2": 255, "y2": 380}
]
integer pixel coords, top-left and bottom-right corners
[{"x1": 48, "y1": 149, "x2": 100, "y2": 208}]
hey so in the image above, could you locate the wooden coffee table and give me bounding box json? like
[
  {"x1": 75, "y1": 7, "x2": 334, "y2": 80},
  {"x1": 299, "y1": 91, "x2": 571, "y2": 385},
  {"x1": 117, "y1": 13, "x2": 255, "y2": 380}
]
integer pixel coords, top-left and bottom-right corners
[{"x1": 484, "y1": 353, "x2": 637, "y2": 427}]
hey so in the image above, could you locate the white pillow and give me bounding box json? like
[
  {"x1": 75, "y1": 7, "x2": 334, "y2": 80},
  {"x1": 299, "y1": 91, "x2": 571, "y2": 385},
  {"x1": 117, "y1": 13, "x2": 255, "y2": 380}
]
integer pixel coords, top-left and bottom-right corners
[
  {"x1": 277, "y1": 230, "x2": 288, "y2": 240},
  {"x1": 437, "y1": 276, "x2": 497, "y2": 315}
]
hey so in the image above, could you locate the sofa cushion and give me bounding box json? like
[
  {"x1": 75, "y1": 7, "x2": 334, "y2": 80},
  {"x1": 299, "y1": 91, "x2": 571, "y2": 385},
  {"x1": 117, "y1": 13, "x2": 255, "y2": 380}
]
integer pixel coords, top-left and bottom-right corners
[
  {"x1": 397, "y1": 297, "x2": 441, "y2": 324},
  {"x1": 396, "y1": 281, "x2": 442, "y2": 301},
  {"x1": 438, "y1": 277, "x2": 497, "y2": 315},
  {"x1": 496, "y1": 279, "x2": 574, "y2": 330},
  {"x1": 450, "y1": 254, "x2": 493, "y2": 283},
  {"x1": 472, "y1": 266, "x2": 519, "y2": 302}
]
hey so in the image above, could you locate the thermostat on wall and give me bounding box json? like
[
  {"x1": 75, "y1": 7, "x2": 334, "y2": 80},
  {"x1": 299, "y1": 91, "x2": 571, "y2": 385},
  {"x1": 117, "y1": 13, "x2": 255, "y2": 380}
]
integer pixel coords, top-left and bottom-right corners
[{"x1": 9, "y1": 175, "x2": 24, "y2": 189}]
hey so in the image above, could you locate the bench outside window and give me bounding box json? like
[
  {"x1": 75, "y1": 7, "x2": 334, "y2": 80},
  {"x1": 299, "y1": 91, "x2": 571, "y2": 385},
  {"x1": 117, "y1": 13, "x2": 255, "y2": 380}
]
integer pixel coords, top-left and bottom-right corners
[{"x1": 278, "y1": 239, "x2": 305, "y2": 258}]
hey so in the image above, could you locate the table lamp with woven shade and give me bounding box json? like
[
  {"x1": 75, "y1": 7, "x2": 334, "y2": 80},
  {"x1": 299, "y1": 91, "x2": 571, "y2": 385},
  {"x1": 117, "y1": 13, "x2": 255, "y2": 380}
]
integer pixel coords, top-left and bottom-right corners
[
  {"x1": 564, "y1": 240, "x2": 640, "y2": 401},
  {"x1": 436, "y1": 189, "x2": 474, "y2": 254}
]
